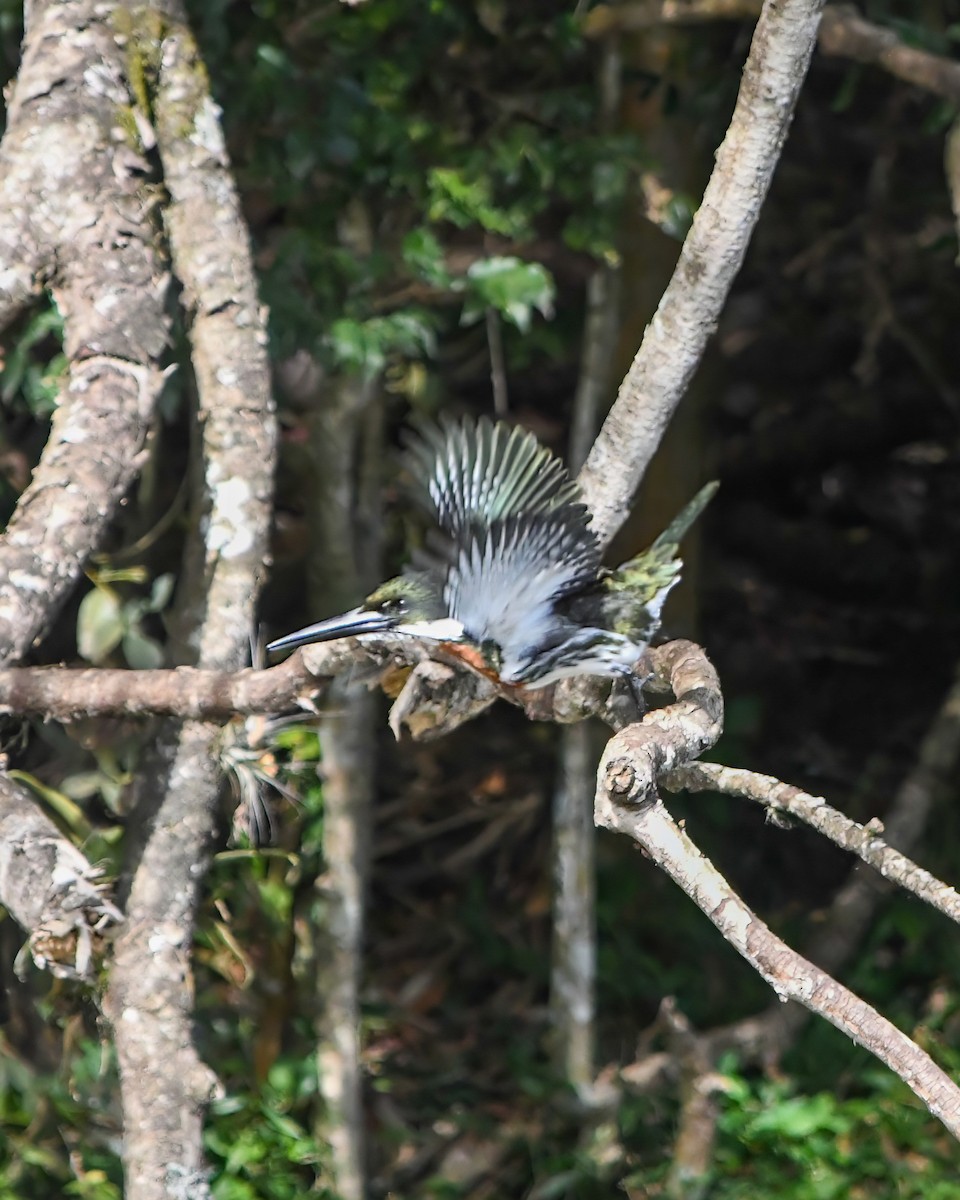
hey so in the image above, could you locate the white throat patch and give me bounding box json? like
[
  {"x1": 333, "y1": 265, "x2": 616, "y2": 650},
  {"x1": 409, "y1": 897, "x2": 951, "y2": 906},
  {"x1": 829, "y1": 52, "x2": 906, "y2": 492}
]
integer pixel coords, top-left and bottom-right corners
[{"x1": 396, "y1": 617, "x2": 465, "y2": 642}]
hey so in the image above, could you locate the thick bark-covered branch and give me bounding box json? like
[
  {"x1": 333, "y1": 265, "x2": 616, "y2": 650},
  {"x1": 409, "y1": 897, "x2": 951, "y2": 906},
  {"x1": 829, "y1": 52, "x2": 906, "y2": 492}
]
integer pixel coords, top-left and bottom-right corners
[
  {"x1": 578, "y1": 0, "x2": 824, "y2": 544},
  {"x1": 0, "y1": 651, "x2": 343, "y2": 721},
  {"x1": 0, "y1": 0, "x2": 166, "y2": 996},
  {"x1": 0, "y1": 0, "x2": 169, "y2": 662},
  {"x1": 103, "y1": 4, "x2": 277, "y2": 1198},
  {"x1": 151, "y1": 7, "x2": 276, "y2": 667}
]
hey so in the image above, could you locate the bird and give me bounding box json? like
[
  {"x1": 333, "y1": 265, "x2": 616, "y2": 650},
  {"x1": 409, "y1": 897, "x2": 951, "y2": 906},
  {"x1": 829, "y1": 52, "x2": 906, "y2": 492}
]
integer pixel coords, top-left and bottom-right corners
[{"x1": 267, "y1": 417, "x2": 716, "y2": 702}]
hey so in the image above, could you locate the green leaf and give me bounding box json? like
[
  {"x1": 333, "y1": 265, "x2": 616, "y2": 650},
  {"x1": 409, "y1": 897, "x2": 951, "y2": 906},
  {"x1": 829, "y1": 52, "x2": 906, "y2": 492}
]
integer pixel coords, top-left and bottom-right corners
[
  {"x1": 77, "y1": 588, "x2": 125, "y2": 664},
  {"x1": 462, "y1": 257, "x2": 555, "y2": 332},
  {"x1": 8, "y1": 771, "x2": 96, "y2": 842},
  {"x1": 426, "y1": 167, "x2": 526, "y2": 236},
  {"x1": 402, "y1": 227, "x2": 453, "y2": 287},
  {"x1": 61, "y1": 771, "x2": 111, "y2": 801},
  {"x1": 122, "y1": 629, "x2": 165, "y2": 669},
  {"x1": 147, "y1": 572, "x2": 175, "y2": 613},
  {"x1": 748, "y1": 1092, "x2": 850, "y2": 1140},
  {"x1": 327, "y1": 311, "x2": 436, "y2": 375}
]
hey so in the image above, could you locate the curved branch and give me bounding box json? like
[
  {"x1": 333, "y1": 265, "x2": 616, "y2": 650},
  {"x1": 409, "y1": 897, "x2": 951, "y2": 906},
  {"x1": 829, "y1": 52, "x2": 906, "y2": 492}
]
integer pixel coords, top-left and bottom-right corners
[
  {"x1": 595, "y1": 661, "x2": 960, "y2": 1137},
  {"x1": 578, "y1": 0, "x2": 825, "y2": 543},
  {"x1": 817, "y1": 5, "x2": 960, "y2": 103},
  {"x1": 586, "y1": 3, "x2": 960, "y2": 105}
]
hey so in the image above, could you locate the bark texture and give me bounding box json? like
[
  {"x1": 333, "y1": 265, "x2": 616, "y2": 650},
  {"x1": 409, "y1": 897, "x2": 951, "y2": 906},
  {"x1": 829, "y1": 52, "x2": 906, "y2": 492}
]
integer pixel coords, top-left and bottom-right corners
[
  {"x1": 0, "y1": 0, "x2": 169, "y2": 660},
  {"x1": 0, "y1": 773, "x2": 122, "y2": 979},
  {"x1": 100, "y1": 5, "x2": 277, "y2": 1198},
  {"x1": 0, "y1": 0, "x2": 169, "y2": 975},
  {"x1": 578, "y1": 0, "x2": 825, "y2": 544}
]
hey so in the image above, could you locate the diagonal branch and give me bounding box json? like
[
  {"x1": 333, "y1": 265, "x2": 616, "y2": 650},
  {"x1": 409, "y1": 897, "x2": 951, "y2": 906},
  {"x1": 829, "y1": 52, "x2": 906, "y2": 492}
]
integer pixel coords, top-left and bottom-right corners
[
  {"x1": 578, "y1": 0, "x2": 825, "y2": 543},
  {"x1": 586, "y1": 2, "x2": 960, "y2": 105},
  {"x1": 0, "y1": 0, "x2": 170, "y2": 663},
  {"x1": 597, "y1": 787, "x2": 960, "y2": 1139},
  {"x1": 665, "y1": 761, "x2": 960, "y2": 925}
]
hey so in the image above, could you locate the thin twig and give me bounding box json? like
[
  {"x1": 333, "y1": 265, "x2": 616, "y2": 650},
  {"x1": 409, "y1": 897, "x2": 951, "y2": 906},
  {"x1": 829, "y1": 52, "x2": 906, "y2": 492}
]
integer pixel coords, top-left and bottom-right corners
[
  {"x1": 666, "y1": 762, "x2": 960, "y2": 926},
  {"x1": 598, "y1": 791, "x2": 960, "y2": 1139},
  {"x1": 486, "y1": 307, "x2": 509, "y2": 416}
]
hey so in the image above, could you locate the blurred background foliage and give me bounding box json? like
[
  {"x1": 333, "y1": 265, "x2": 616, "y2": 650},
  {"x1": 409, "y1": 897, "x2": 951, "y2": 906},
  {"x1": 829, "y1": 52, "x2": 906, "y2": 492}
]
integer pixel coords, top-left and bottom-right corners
[{"x1": 0, "y1": 0, "x2": 959, "y2": 1196}]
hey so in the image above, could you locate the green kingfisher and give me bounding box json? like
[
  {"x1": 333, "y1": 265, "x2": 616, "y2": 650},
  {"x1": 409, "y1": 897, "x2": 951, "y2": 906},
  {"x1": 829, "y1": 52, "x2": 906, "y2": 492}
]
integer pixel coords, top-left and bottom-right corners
[{"x1": 267, "y1": 417, "x2": 715, "y2": 698}]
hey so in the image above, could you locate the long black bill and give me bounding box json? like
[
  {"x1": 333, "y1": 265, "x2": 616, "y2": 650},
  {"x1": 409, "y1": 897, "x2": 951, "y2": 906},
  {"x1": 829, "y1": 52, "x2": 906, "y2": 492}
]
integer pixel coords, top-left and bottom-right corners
[{"x1": 266, "y1": 607, "x2": 395, "y2": 654}]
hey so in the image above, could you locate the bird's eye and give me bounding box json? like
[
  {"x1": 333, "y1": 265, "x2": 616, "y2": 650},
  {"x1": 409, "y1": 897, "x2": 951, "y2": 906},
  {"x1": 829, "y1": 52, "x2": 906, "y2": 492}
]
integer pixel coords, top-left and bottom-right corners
[{"x1": 380, "y1": 597, "x2": 407, "y2": 616}]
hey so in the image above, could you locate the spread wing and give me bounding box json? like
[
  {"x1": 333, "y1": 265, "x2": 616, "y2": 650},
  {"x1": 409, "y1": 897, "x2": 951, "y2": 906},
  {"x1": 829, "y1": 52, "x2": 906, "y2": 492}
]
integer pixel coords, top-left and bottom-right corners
[
  {"x1": 443, "y1": 511, "x2": 600, "y2": 652},
  {"x1": 404, "y1": 416, "x2": 585, "y2": 535}
]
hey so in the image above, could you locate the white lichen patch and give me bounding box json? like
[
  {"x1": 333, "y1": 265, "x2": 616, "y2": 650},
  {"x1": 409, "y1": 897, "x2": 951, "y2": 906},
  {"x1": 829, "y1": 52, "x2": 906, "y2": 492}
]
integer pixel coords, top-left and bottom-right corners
[
  {"x1": 207, "y1": 477, "x2": 255, "y2": 558},
  {"x1": 192, "y1": 96, "x2": 227, "y2": 162}
]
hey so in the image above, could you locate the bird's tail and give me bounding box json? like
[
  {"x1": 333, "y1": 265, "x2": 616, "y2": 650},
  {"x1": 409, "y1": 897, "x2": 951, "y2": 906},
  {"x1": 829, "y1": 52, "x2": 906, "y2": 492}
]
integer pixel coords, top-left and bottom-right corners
[
  {"x1": 608, "y1": 480, "x2": 718, "y2": 606},
  {"x1": 650, "y1": 480, "x2": 719, "y2": 553}
]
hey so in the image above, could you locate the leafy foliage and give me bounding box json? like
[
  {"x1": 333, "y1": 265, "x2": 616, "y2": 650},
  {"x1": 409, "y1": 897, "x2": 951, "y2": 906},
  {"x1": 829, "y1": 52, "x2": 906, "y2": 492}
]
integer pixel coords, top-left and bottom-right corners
[
  {"x1": 76, "y1": 569, "x2": 173, "y2": 669},
  {"x1": 0, "y1": 301, "x2": 66, "y2": 418}
]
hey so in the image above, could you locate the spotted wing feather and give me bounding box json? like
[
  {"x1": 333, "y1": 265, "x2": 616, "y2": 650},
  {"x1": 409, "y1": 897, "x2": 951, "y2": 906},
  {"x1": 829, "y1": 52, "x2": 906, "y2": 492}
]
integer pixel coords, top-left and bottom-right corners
[
  {"x1": 404, "y1": 416, "x2": 585, "y2": 535},
  {"x1": 443, "y1": 511, "x2": 600, "y2": 676}
]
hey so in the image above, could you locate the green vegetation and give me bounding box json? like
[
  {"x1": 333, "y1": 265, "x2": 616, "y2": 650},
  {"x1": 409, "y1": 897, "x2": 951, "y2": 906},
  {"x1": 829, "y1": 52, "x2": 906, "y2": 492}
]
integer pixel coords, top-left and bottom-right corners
[{"x1": 0, "y1": 0, "x2": 958, "y2": 1195}]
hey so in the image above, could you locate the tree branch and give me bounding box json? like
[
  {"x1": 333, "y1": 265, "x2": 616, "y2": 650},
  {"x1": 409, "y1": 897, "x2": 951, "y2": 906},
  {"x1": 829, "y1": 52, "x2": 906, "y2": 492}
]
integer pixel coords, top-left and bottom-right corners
[
  {"x1": 102, "y1": 5, "x2": 278, "y2": 1197},
  {"x1": 0, "y1": 0, "x2": 169, "y2": 662},
  {"x1": 594, "y1": 654, "x2": 960, "y2": 1137},
  {"x1": 689, "y1": 655, "x2": 960, "y2": 1065},
  {"x1": 0, "y1": 651, "x2": 344, "y2": 721},
  {"x1": 666, "y1": 761, "x2": 960, "y2": 926},
  {"x1": 0, "y1": 774, "x2": 122, "y2": 980},
  {"x1": 578, "y1": 0, "x2": 825, "y2": 544},
  {"x1": 817, "y1": 5, "x2": 960, "y2": 103},
  {"x1": 586, "y1": 2, "x2": 960, "y2": 105}
]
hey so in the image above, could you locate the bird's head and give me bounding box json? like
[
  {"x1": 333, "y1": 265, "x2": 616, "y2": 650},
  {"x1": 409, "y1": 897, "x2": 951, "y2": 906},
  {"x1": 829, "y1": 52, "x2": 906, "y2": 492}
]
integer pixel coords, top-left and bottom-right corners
[{"x1": 267, "y1": 572, "x2": 463, "y2": 654}]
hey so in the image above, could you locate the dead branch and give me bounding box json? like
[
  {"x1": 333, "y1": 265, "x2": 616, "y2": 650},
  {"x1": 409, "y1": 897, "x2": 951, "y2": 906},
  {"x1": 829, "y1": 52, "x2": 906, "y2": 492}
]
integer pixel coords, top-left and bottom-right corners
[
  {"x1": 594, "y1": 651, "x2": 960, "y2": 1138},
  {"x1": 586, "y1": 1, "x2": 960, "y2": 105},
  {"x1": 578, "y1": 0, "x2": 825, "y2": 544},
  {"x1": 666, "y1": 761, "x2": 960, "y2": 925}
]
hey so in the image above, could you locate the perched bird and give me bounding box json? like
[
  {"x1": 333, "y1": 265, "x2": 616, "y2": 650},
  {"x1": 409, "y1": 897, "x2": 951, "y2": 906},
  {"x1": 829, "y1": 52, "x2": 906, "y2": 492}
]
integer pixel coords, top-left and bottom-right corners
[{"x1": 267, "y1": 418, "x2": 716, "y2": 699}]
